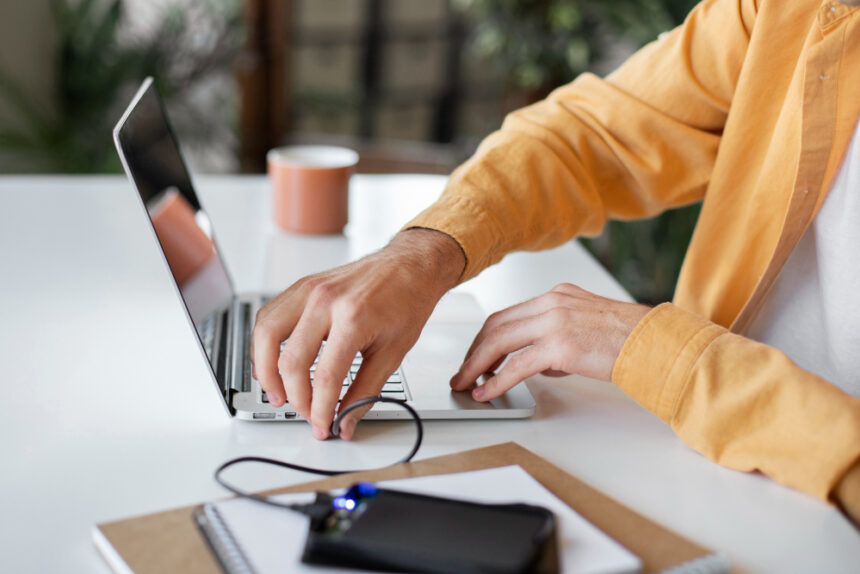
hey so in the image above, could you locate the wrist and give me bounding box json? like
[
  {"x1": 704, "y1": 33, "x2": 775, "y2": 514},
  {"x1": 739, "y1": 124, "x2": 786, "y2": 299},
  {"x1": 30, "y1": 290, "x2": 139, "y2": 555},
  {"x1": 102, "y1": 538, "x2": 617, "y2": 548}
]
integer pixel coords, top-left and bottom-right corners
[{"x1": 389, "y1": 228, "x2": 466, "y2": 293}]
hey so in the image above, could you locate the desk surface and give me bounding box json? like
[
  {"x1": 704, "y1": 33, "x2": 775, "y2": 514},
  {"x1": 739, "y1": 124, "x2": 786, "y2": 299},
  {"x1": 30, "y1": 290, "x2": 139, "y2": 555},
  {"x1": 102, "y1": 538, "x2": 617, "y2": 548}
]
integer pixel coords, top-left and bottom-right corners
[{"x1": 1, "y1": 175, "x2": 857, "y2": 573}]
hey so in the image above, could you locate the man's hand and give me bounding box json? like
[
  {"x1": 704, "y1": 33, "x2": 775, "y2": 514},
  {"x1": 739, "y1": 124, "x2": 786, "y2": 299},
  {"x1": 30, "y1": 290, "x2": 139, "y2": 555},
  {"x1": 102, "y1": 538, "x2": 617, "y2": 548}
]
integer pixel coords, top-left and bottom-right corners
[
  {"x1": 450, "y1": 283, "x2": 650, "y2": 400},
  {"x1": 251, "y1": 228, "x2": 465, "y2": 440}
]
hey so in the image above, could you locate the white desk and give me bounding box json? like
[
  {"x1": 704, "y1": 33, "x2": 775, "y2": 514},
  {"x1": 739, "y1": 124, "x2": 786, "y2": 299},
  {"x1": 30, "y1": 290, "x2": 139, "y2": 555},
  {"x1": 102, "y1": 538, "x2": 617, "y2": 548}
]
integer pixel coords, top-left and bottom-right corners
[{"x1": 0, "y1": 175, "x2": 857, "y2": 573}]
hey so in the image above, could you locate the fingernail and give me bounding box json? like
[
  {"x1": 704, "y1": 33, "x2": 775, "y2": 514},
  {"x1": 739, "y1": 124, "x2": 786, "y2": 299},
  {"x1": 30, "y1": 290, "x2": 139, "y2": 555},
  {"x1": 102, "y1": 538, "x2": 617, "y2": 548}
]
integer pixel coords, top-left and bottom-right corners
[
  {"x1": 312, "y1": 425, "x2": 328, "y2": 440},
  {"x1": 269, "y1": 393, "x2": 281, "y2": 406},
  {"x1": 449, "y1": 375, "x2": 458, "y2": 388},
  {"x1": 341, "y1": 418, "x2": 357, "y2": 440},
  {"x1": 472, "y1": 386, "x2": 485, "y2": 400}
]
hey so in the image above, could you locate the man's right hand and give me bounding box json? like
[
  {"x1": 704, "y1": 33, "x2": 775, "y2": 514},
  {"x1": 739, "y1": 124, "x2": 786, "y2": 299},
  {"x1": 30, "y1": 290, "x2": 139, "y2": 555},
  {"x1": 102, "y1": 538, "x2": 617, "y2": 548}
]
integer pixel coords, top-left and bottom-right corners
[{"x1": 250, "y1": 228, "x2": 465, "y2": 441}]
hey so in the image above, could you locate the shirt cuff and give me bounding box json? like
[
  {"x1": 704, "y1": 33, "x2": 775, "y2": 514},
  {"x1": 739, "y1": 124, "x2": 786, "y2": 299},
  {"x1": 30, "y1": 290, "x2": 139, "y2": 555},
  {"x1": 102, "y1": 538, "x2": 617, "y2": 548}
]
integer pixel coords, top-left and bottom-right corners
[
  {"x1": 401, "y1": 192, "x2": 505, "y2": 283},
  {"x1": 611, "y1": 302, "x2": 726, "y2": 424}
]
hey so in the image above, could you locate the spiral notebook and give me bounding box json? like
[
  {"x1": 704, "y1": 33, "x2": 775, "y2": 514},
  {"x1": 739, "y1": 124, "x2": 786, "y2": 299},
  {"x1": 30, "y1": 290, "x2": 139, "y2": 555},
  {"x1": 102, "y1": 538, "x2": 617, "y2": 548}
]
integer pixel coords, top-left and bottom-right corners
[
  {"x1": 194, "y1": 466, "x2": 643, "y2": 574},
  {"x1": 93, "y1": 442, "x2": 730, "y2": 574}
]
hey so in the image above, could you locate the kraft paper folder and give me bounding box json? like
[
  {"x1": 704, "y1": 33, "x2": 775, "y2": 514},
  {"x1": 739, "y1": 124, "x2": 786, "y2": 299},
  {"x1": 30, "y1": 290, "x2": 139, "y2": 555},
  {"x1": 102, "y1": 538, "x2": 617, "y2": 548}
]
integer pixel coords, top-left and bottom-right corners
[{"x1": 94, "y1": 442, "x2": 724, "y2": 574}]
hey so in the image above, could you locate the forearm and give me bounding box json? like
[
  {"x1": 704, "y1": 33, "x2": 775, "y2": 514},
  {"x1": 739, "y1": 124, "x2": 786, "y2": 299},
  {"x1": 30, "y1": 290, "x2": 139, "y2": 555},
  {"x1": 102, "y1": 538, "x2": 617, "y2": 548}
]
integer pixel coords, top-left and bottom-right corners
[
  {"x1": 406, "y1": 76, "x2": 719, "y2": 282},
  {"x1": 613, "y1": 303, "x2": 860, "y2": 503},
  {"x1": 405, "y1": 0, "x2": 760, "y2": 282}
]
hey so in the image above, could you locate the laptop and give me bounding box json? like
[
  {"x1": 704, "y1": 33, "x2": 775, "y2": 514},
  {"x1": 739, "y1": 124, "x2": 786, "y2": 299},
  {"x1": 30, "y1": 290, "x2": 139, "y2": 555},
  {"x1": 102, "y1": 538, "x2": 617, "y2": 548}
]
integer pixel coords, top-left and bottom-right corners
[{"x1": 113, "y1": 77, "x2": 536, "y2": 422}]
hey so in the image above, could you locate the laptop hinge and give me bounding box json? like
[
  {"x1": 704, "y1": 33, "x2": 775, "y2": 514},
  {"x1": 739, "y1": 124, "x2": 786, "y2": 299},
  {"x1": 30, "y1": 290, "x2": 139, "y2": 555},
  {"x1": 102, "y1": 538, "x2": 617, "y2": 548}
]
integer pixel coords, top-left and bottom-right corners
[
  {"x1": 216, "y1": 305, "x2": 236, "y2": 415},
  {"x1": 238, "y1": 301, "x2": 253, "y2": 393},
  {"x1": 226, "y1": 298, "x2": 253, "y2": 394}
]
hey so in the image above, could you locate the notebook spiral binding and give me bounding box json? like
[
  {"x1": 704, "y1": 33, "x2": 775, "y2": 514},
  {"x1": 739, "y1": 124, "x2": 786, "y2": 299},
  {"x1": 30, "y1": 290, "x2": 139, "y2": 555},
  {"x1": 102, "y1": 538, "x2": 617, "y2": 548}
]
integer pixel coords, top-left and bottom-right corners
[{"x1": 196, "y1": 503, "x2": 259, "y2": 574}]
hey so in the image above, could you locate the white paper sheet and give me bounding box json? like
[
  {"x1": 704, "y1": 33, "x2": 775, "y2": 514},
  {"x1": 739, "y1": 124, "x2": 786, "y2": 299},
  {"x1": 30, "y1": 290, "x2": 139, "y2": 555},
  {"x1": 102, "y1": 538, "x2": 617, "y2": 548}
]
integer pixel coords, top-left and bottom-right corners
[{"x1": 210, "y1": 465, "x2": 641, "y2": 574}]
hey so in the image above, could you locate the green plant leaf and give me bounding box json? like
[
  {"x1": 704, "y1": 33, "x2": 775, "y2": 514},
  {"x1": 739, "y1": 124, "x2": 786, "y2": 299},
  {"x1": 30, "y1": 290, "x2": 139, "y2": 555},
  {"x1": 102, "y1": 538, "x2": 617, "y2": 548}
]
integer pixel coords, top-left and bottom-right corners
[{"x1": 565, "y1": 37, "x2": 590, "y2": 71}]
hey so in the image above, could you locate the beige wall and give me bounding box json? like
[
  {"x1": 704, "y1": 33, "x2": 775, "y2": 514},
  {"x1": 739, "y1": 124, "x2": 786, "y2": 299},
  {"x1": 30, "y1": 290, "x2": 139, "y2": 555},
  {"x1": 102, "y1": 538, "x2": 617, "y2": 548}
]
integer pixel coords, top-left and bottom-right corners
[{"x1": 0, "y1": 0, "x2": 56, "y2": 137}]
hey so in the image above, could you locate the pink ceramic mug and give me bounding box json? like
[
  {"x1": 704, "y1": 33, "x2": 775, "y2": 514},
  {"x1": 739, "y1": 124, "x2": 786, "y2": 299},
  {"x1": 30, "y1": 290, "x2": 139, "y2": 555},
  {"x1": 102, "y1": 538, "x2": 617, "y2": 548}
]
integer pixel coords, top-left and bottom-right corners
[{"x1": 267, "y1": 145, "x2": 359, "y2": 234}]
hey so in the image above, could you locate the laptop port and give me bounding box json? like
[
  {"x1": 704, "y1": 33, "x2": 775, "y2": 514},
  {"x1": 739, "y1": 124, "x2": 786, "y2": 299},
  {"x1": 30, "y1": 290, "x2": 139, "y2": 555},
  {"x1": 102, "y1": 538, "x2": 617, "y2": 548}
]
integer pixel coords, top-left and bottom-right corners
[{"x1": 252, "y1": 412, "x2": 276, "y2": 420}]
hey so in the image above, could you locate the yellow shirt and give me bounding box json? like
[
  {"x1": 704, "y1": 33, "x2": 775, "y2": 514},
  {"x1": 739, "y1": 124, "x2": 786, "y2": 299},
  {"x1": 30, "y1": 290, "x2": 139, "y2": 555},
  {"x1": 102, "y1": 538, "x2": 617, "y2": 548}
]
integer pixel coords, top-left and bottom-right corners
[{"x1": 406, "y1": 0, "x2": 860, "y2": 510}]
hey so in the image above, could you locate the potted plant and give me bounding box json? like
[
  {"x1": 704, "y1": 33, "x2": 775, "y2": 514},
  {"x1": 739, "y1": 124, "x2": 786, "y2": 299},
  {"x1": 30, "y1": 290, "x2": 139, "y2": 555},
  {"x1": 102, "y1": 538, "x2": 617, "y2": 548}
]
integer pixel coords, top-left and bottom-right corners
[{"x1": 0, "y1": 0, "x2": 241, "y2": 174}]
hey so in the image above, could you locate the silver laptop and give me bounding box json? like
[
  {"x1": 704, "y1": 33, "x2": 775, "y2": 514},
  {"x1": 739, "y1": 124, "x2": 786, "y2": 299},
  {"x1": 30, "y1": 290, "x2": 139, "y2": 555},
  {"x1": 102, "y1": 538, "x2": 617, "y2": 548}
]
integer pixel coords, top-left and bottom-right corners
[{"x1": 113, "y1": 77, "x2": 536, "y2": 422}]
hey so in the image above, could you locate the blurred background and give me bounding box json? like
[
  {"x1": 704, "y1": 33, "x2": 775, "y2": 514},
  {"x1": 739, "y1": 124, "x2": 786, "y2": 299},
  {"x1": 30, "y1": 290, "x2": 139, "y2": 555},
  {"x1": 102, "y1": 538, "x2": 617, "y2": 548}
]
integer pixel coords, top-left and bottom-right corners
[{"x1": 0, "y1": 0, "x2": 700, "y2": 304}]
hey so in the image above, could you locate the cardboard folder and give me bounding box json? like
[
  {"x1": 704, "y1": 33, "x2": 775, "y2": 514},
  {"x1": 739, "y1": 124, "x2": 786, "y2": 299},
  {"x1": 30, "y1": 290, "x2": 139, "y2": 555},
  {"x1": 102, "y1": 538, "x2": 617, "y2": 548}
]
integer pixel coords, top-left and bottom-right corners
[{"x1": 94, "y1": 442, "x2": 723, "y2": 574}]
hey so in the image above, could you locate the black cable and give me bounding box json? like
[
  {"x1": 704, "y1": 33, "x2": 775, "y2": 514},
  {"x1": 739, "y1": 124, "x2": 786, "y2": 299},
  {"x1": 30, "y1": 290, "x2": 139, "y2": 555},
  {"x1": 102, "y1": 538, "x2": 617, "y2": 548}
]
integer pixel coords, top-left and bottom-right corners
[{"x1": 214, "y1": 397, "x2": 424, "y2": 514}]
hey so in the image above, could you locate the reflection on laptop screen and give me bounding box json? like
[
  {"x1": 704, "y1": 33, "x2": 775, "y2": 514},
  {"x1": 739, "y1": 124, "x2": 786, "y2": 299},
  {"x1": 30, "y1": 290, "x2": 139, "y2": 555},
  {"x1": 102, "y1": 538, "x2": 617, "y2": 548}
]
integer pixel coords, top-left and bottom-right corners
[{"x1": 115, "y1": 80, "x2": 234, "y2": 366}]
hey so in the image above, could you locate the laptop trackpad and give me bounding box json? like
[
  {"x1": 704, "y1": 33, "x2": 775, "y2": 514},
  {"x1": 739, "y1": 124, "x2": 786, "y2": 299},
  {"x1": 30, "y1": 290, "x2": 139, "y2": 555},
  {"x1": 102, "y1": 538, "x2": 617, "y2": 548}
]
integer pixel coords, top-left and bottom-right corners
[{"x1": 413, "y1": 292, "x2": 485, "y2": 377}]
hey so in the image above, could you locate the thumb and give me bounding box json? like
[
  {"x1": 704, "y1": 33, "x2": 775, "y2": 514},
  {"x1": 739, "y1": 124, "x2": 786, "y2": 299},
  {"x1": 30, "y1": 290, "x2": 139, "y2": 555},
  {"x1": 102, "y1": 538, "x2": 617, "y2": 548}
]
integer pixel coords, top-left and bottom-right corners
[{"x1": 336, "y1": 354, "x2": 398, "y2": 440}]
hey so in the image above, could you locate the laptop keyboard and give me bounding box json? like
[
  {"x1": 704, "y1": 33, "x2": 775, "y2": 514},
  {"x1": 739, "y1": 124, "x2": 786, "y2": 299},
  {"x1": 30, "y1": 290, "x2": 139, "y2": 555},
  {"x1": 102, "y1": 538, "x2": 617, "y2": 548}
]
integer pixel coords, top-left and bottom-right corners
[
  {"x1": 261, "y1": 343, "x2": 407, "y2": 404},
  {"x1": 199, "y1": 314, "x2": 217, "y2": 357},
  {"x1": 256, "y1": 300, "x2": 408, "y2": 405}
]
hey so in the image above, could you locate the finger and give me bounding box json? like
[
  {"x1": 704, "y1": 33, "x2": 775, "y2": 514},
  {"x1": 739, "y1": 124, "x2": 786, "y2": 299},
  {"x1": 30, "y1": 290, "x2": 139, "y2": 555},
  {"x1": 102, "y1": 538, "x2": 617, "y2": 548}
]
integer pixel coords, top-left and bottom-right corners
[
  {"x1": 250, "y1": 283, "x2": 309, "y2": 366},
  {"x1": 337, "y1": 354, "x2": 398, "y2": 441},
  {"x1": 451, "y1": 312, "x2": 550, "y2": 390},
  {"x1": 462, "y1": 291, "x2": 568, "y2": 363},
  {"x1": 309, "y1": 328, "x2": 359, "y2": 440},
  {"x1": 277, "y1": 308, "x2": 329, "y2": 418},
  {"x1": 472, "y1": 345, "x2": 548, "y2": 402},
  {"x1": 252, "y1": 302, "x2": 304, "y2": 406},
  {"x1": 450, "y1": 355, "x2": 504, "y2": 392}
]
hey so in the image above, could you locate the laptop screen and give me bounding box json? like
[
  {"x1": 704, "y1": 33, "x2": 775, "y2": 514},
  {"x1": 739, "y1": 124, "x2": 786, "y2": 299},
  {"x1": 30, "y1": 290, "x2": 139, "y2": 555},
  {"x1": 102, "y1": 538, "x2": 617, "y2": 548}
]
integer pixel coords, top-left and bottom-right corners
[{"x1": 114, "y1": 79, "x2": 234, "y2": 368}]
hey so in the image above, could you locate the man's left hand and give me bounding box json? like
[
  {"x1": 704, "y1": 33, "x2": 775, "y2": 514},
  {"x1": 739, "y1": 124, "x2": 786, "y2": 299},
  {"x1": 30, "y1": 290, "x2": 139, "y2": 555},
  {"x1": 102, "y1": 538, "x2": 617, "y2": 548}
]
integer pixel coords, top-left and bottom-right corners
[{"x1": 449, "y1": 283, "x2": 651, "y2": 400}]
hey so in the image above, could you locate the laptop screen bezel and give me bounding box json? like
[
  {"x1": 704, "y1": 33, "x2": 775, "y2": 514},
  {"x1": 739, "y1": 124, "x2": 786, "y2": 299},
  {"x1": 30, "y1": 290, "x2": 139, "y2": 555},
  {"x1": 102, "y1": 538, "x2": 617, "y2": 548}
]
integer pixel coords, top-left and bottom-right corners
[{"x1": 112, "y1": 77, "x2": 235, "y2": 416}]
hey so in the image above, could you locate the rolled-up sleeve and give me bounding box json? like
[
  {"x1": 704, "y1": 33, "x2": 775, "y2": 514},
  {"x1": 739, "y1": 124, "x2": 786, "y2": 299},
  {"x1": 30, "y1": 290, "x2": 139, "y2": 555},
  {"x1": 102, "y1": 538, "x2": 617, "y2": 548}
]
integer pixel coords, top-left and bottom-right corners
[
  {"x1": 405, "y1": 0, "x2": 757, "y2": 281},
  {"x1": 613, "y1": 303, "x2": 860, "y2": 502}
]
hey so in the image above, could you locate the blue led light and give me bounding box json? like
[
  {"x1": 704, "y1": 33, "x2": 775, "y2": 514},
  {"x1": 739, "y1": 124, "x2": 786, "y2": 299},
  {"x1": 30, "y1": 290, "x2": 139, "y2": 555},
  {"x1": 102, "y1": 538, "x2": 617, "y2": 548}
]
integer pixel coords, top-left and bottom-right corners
[
  {"x1": 334, "y1": 483, "x2": 378, "y2": 513},
  {"x1": 333, "y1": 496, "x2": 358, "y2": 511},
  {"x1": 344, "y1": 483, "x2": 375, "y2": 501},
  {"x1": 355, "y1": 483, "x2": 378, "y2": 497}
]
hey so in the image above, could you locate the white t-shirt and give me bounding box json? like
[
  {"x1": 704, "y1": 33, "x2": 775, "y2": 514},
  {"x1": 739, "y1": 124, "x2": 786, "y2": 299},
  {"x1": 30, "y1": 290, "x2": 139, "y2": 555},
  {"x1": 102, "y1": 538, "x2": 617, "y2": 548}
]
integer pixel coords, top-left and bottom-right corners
[{"x1": 745, "y1": 121, "x2": 860, "y2": 398}]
